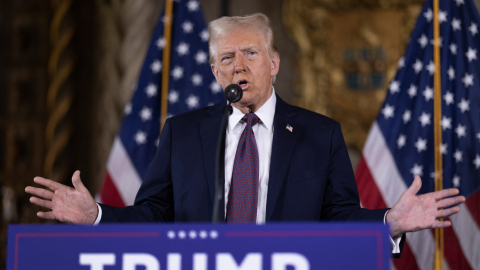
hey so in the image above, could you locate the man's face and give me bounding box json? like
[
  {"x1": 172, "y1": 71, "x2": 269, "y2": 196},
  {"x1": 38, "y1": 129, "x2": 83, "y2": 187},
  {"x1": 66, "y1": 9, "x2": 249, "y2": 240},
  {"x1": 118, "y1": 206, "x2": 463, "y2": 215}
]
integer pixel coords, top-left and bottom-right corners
[{"x1": 211, "y1": 28, "x2": 280, "y2": 111}]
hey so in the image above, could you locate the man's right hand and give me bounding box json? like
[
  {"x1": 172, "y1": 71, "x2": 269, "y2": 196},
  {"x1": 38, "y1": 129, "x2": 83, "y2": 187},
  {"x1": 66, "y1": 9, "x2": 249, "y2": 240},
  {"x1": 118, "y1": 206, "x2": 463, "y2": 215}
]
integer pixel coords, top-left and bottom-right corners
[{"x1": 25, "y1": 170, "x2": 98, "y2": 224}]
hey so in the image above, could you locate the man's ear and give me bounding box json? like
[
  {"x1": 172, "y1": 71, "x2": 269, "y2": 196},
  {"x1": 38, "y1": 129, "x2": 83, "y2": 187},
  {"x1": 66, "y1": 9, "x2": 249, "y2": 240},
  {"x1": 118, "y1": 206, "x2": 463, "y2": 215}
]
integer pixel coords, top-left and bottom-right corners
[{"x1": 270, "y1": 54, "x2": 280, "y2": 77}]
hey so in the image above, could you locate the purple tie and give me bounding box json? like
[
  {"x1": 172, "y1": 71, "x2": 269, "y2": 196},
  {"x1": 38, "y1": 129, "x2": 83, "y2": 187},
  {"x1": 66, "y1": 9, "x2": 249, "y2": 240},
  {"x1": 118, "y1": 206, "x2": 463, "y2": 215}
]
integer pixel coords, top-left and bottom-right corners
[{"x1": 226, "y1": 113, "x2": 260, "y2": 223}]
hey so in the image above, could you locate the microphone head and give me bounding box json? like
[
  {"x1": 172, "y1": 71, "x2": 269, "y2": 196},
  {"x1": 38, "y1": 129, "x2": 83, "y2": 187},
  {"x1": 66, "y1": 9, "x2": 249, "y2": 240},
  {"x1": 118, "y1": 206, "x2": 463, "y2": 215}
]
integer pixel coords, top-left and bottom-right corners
[{"x1": 224, "y1": 84, "x2": 243, "y2": 103}]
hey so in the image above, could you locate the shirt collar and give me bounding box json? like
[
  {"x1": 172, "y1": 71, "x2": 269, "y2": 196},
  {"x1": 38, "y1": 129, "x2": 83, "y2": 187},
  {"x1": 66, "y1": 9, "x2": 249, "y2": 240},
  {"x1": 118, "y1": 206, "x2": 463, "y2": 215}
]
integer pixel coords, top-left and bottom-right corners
[{"x1": 228, "y1": 87, "x2": 276, "y2": 132}]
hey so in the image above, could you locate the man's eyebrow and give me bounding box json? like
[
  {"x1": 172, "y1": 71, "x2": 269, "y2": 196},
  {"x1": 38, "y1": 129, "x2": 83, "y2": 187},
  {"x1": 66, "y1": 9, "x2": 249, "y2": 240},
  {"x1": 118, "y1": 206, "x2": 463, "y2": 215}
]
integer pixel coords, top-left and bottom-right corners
[{"x1": 240, "y1": 45, "x2": 260, "y2": 52}]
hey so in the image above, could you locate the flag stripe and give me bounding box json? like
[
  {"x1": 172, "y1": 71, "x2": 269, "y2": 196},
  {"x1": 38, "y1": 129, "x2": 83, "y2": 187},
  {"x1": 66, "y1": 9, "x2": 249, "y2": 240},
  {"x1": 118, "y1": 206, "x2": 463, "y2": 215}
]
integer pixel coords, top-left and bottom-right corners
[
  {"x1": 450, "y1": 203, "x2": 480, "y2": 269},
  {"x1": 442, "y1": 225, "x2": 473, "y2": 270},
  {"x1": 99, "y1": 172, "x2": 126, "y2": 207},
  {"x1": 464, "y1": 188, "x2": 480, "y2": 229},
  {"x1": 106, "y1": 137, "x2": 142, "y2": 204},
  {"x1": 356, "y1": 157, "x2": 421, "y2": 270}
]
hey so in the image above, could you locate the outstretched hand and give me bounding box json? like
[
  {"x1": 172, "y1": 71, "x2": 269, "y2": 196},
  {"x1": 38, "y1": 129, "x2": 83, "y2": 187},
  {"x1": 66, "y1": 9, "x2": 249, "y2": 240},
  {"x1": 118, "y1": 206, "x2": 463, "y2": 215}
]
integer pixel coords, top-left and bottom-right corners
[
  {"x1": 386, "y1": 175, "x2": 466, "y2": 238},
  {"x1": 25, "y1": 170, "x2": 98, "y2": 224}
]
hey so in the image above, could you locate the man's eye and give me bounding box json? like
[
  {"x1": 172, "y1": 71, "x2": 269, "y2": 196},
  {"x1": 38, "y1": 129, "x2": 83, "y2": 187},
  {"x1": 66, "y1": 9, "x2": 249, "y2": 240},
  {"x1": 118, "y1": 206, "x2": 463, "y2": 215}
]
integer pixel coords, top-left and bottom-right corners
[
  {"x1": 222, "y1": 56, "x2": 232, "y2": 61},
  {"x1": 248, "y1": 51, "x2": 257, "y2": 55}
]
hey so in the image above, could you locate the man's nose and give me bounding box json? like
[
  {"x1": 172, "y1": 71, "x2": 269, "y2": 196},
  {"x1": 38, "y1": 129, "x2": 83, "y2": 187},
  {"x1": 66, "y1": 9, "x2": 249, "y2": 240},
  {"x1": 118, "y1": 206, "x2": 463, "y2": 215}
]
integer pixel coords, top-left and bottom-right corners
[{"x1": 234, "y1": 54, "x2": 246, "y2": 73}]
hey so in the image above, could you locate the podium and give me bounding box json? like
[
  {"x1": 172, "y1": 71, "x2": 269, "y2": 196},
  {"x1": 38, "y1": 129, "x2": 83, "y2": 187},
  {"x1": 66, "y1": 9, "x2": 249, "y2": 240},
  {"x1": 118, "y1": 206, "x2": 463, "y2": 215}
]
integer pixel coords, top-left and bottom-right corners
[{"x1": 7, "y1": 223, "x2": 390, "y2": 270}]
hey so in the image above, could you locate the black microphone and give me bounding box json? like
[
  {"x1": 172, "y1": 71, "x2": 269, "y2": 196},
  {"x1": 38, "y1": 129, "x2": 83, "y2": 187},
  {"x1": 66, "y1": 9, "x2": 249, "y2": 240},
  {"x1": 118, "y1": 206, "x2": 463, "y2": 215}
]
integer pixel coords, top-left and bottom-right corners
[{"x1": 224, "y1": 84, "x2": 243, "y2": 103}]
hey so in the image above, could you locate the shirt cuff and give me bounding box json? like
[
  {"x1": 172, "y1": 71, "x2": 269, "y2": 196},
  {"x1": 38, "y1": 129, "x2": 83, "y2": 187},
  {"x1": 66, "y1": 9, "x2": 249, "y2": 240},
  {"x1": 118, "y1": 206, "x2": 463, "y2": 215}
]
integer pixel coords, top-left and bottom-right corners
[
  {"x1": 384, "y1": 210, "x2": 402, "y2": 254},
  {"x1": 93, "y1": 203, "x2": 102, "y2": 225}
]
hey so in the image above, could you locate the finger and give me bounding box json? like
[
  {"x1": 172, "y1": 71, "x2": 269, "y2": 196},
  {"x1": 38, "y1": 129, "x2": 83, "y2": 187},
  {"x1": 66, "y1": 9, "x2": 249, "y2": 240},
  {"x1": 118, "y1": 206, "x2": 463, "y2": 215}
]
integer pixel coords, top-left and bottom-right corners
[
  {"x1": 437, "y1": 206, "x2": 460, "y2": 218},
  {"x1": 71, "y1": 170, "x2": 86, "y2": 191},
  {"x1": 437, "y1": 196, "x2": 466, "y2": 208},
  {"x1": 29, "y1": 197, "x2": 53, "y2": 209},
  {"x1": 37, "y1": 211, "x2": 56, "y2": 220},
  {"x1": 406, "y1": 175, "x2": 422, "y2": 195},
  {"x1": 431, "y1": 188, "x2": 460, "y2": 200},
  {"x1": 432, "y1": 219, "x2": 452, "y2": 228},
  {"x1": 25, "y1": 186, "x2": 54, "y2": 200},
  {"x1": 33, "y1": 177, "x2": 64, "y2": 191}
]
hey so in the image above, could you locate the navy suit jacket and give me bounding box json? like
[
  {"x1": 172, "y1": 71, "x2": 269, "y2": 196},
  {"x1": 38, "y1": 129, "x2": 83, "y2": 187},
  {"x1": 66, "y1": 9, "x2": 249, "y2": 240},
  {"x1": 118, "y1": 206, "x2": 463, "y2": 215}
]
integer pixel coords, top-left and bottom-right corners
[{"x1": 101, "y1": 95, "x2": 389, "y2": 223}]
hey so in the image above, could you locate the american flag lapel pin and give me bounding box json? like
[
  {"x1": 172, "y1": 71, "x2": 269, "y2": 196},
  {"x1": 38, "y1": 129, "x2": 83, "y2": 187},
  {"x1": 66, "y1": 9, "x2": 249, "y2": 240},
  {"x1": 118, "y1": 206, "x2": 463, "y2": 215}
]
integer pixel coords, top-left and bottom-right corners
[{"x1": 286, "y1": 124, "x2": 293, "y2": 132}]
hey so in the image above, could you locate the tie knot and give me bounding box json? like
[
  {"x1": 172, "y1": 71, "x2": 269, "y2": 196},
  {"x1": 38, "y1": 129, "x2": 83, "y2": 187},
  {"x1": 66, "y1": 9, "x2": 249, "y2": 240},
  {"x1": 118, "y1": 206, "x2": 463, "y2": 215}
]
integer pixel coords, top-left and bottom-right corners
[{"x1": 242, "y1": 113, "x2": 260, "y2": 127}]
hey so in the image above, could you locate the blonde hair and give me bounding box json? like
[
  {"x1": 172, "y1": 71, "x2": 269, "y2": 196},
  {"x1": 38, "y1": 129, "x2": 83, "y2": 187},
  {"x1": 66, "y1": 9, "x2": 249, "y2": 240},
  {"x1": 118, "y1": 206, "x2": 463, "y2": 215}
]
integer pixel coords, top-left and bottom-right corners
[{"x1": 208, "y1": 13, "x2": 279, "y2": 64}]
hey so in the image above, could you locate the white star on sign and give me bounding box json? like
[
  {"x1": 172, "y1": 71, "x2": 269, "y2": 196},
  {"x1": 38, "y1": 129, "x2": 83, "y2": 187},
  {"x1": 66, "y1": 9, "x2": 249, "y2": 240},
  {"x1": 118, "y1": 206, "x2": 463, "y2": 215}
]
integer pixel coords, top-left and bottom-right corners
[
  {"x1": 389, "y1": 80, "x2": 400, "y2": 94},
  {"x1": 410, "y1": 163, "x2": 423, "y2": 176},
  {"x1": 191, "y1": 73, "x2": 203, "y2": 86},
  {"x1": 455, "y1": 0, "x2": 464, "y2": 5},
  {"x1": 178, "y1": 231, "x2": 186, "y2": 239},
  {"x1": 454, "y1": 149, "x2": 463, "y2": 163},
  {"x1": 145, "y1": 83, "x2": 158, "y2": 97},
  {"x1": 403, "y1": 110, "x2": 412, "y2": 123},
  {"x1": 187, "y1": 0, "x2": 199, "y2": 11},
  {"x1": 448, "y1": 66, "x2": 455, "y2": 80},
  {"x1": 150, "y1": 59, "x2": 162, "y2": 74},
  {"x1": 462, "y1": 73, "x2": 474, "y2": 88},
  {"x1": 458, "y1": 98, "x2": 470, "y2": 113},
  {"x1": 469, "y1": 22, "x2": 478, "y2": 36},
  {"x1": 424, "y1": 9, "x2": 433, "y2": 22},
  {"x1": 408, "y1": 85, "x2": 417, "y2": 98},
  {"x1": 441, "y1": 116, "x2": 452, "y2": 130},
  {"x1": 397, "y1": 134, "x2": 406, "y2": 149},
  {"x1": 452, "y1": 18, "x2": 462, "y2": 31},
  {"x1": 449, "y1": 43, "x2": 457, "y2": 55},
  {"x1": 189, "y1": 231, "x2": 197, "y2": 239},
  {"x1": 466, "y1": 47, "x2": 477, "y2": 62},
  {"x1": 474, "y1": 155, "x2": 480, "y2": 169},
  {"x1": 186, "y1": 94, "x2": 199, "y2": 109},
  {"x1": 438, "y1": 10, "x2": 447, "y2": 23},
  {"x1": 426, "y1": 61, "x2": 436, "y2": 75},
  {"x1": 477, "y1": 132, "x2": 480, "y2": 142},
  {"x1": 124, "y1": 103, "x2": 132, "y2": 115},
  {"x1": 199, "y1": 230, "x2": 208, "y2": 239},
  {"x1": 415, "y1": 137, "x2": 428, "y2": 153},
  {"x1": 419, "y1": 112, "x2": 431, "y2": 127},
  {"x1": 452, "y1": 175, "x2": 460, "y2": 187},
  {"x1": 168, "y1": 90, "x2": 179, "y2": 104},
  {"x1": 418, "y1": 34, "x2": 428, "y2": 48},
  {"x1": 177, "y1": 42, "x2": 190, "y2": 56},
  {"x1": 210, "y1": 230, "x2": 218, "y2": 239},
  {"x1": 210, "y1": 81, "x2": 222, "y2": 94},
  {"x1": 134, "y1": 130, "x2": 147, "y2": 145},
  {"x1": 413, "y1": 59, "x2": 423, "y2": 73},
  {"x1": 199, "y1": 29, "x2": 209, "y2": 42},
  {"x1": 455, "y1": 124, "x2": 467, "y2": 138},
  {"x1": 182, "y1": 21, "x2": 194, "y2": 33},
  {"x1": 167, "y1": 231, "x2": 175, "y2": 239},
  {"x1": 423, "y1": 86, "x2": 433, "y2": 101},
  {"x1": 156, "y1": 37, "x2": 166, "y2": 49},
  {"x1": 397, "y1": 57, "x2": 405, "y2": 68},
  {"x1": 139, "y1": 107, "x2": 152, "y2": 121},
  {"x1": 440, "y1": 143, "x2": 448, "y2": 154},
  {"x1": 381, "y1": 104, "x2": 395, "y2": 119},
  {"x1": 444, "y1": 91, "x2": 454, "y2": 105},
  {"x1": 195, "y1": 50, "x2": 207, "y2": 64},
  {"x1": 171, "y1": 66, "x2": 184, "y2": 80}
]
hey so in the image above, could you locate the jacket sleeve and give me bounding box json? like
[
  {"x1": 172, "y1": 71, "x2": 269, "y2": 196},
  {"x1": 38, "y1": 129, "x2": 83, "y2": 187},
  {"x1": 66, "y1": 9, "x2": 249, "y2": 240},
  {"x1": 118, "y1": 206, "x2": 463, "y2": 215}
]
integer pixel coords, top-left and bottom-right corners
[{"x1": 99, "y1": 118, "x2": 175, "y2": 223}]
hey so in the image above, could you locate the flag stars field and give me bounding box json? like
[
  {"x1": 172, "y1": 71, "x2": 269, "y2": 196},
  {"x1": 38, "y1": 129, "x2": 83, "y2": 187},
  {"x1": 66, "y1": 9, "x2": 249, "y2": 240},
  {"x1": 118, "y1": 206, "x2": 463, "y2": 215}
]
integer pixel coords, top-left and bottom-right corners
[
  {"x1": 469, "y1": 22, "x2": 478, "y2": 36},
  {"x1": 423, "y1": 86, "x2": 434, "y2": 101},
  {"x1": 139, "y1": 107, "x2": 152, "y2": 121},
  {"x1": 466, "y1": 47, "x2": 477, "y2": 62},
  {"x1": 408, "y1": 85, "x2": 417, "y2": 97},
  {"x1": 444, "y1": 91, "x2": 454, "y2": 105},
  {"x1": 455, "y1": 124, "x2": 467, "y2": 138},
  {"x1": 195, "y1": 50, "x2": 207, "y2": 64},
  {"x1": 389, "y1": 80, "x2": 400, "y2": 94},
  {"x1": 454, "y1": 149, "x2": 463, "y2": 163},
  {"x1": 397, "y1": 134, "x2": 406, "y2": 149},
  {"x1": 134, "y1": 131, "x2": 147, "y2": 145},
  {"x1": 168, "y1": 90, "x2": 179, "y2": 104},
  {"x1": 418, "y1": 34, "x2": 429, "y2": 48},
  {"x1": 185, "y1": 94, "x2": 199, "y2": 109},
  {"x1": 441, "y1": 143, "x2": 448, "y2": 154},
  {"x1": 448, "y1": 66, "x2": 455, "y2": 79},
  {"x1": 461, "y1": 73, "x2": 474, "y2": 87},
  {"x1": 410, "y1": 163, "x2": 423, "y2": 176},
  {"x1": 403, "y1": 110, "x2": 412, "y2": 123},
  {"x1": 452, "y1": 18, "x2": 462, "y2": 31},
  {"x1": 186, "y1": 0, "x2": 199, "y2": 12},
  {"x1": 441, "y1": 116, "x2": 452, "y2": 130},
  {"x1": 426, "y1": 61, "x2": 436, "y2": 75},
  {"x1": 415, "y1": 137, "x2": 428, "y2": 152},
  {"x1": 182, "y1": 21, "x2": 194, "y2": 33},
  {"x1": 452, "y1": 175, "x2": 461, "y2": 187},
  {"x1": 191, "y1": 73, "x2": 203, "y2": 86},
  {"x1": 458, "y1": 98, "x2": 470, "y2": 112},
  {"x1": 171, "y1": 66, "x2": 184, "y2": 80},
  {"x1": 145, "y1": 83, "x2": 158, "y2": 97},
  {"x1": 424, "y1": 8, "x2": 433, "y2": 22},
  {"x1": 210, "y1": 81, "x2": 222, "y2": 94},
  {"x1": 150, "y1": 60, "x2": 162, "y2": 74},
  {"x1": 381, "y1": 104, "x2": 395, "y2": 119},
  {"x1": 177, "y1": 42, "x2": 190, "y2": 56},
  {"x1": 450, "y1": 43, "x2": 458, "y2": 54},
  {"x1": 413, "y1": 59, "x2": 423, "y2": 73},
  {"x1": 419, "y1": 112, "x2": 431, "y2": 127},
  {"x1": 199, "y1": 29, "x2": 209, "y2": 42}
]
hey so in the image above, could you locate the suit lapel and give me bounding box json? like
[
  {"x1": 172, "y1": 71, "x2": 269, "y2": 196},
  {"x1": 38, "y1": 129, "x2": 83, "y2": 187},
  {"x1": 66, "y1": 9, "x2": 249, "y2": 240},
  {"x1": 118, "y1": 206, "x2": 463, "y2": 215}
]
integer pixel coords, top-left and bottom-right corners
[
  {"x1": 199, "y1": 102, "x2": 225, "y2": 218},
  {"x1": 266, "y1": 96, "x2": 299, "y2": 221}
]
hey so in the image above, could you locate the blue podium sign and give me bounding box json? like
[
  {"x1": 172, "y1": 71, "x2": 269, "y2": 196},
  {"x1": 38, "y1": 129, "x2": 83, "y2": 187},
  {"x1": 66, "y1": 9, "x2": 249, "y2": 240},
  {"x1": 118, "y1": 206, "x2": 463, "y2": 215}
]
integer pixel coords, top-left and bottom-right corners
[{"x1": 7, "y1": 223, "x2": 390, "y2": 270}]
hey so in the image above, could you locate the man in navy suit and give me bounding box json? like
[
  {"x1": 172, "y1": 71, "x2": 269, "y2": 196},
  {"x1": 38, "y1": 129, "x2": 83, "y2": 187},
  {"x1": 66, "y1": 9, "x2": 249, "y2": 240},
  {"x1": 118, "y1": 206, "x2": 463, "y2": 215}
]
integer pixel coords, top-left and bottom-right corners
[{"x1": 26, "y1": 13, "x2": 465, "y2": 255}]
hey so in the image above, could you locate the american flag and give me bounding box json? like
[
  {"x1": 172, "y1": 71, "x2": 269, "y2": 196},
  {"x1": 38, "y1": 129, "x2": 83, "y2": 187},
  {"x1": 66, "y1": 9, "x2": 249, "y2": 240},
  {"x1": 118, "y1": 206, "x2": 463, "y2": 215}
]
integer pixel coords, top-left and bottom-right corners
[
  {"x1": 356, "y1": 0, "x2": 480, "y2": 269},
  {"x1": 97, "y1": 0, "x2": 224, "y2": 207}
]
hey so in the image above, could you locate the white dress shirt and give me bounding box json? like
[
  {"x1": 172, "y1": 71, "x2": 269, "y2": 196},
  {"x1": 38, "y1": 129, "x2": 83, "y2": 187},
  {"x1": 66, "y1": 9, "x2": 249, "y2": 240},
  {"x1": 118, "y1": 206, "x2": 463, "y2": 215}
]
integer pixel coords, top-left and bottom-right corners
[{"x1": 224, "y1": 89, "x2": 276, "y2": 224}]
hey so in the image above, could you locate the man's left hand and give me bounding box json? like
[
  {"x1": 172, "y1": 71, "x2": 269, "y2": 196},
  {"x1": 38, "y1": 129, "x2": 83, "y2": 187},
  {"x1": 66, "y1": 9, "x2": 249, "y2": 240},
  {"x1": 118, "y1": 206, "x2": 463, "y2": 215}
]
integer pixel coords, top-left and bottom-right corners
[{"x1": 386, "y1": 175, "x2": 466, "y2": 238}]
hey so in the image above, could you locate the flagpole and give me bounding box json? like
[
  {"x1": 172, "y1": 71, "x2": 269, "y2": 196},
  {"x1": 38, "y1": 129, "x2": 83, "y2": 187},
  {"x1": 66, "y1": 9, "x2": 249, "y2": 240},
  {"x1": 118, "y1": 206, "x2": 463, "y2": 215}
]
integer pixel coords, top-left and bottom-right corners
[
  {"x1": 433, "y1": 0, "x2": 444, "y2": 269},
  {"x1": 160, "y1": 0, "x2": 174, "y2": 131}
]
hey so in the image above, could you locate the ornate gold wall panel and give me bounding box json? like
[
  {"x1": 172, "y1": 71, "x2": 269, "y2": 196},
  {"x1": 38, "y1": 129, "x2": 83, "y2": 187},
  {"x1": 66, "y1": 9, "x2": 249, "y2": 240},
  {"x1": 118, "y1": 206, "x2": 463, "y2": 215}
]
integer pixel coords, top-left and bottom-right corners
[{"x1": 283, "y1": 0, "x2": 425, "y2": 151}]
